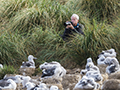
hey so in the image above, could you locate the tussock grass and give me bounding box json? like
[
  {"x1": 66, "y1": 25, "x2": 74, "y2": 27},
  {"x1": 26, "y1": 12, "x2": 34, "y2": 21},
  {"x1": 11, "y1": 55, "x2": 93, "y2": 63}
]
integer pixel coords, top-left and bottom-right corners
[
  {"x1": 8, "y1": 7, "x2": 40, "y2": 32},
  {"x1": 1, "y1": 0, "x2": 71, "y2": 32},
  {"x1": 0, "y1": 0, "x2": 37, "y2": 19},
  {"x1": 80, "y1": 0, "x2": 120, "y2": 23},
  {"x1": 0, "y1": 65, "x2": 17, "y2": 79},
  {"x1": 0, "y1": 0, "x2": 120, "y2": 68},
  {"x1": 0, "y1": 30, "x2": 29, "y2": 65}
]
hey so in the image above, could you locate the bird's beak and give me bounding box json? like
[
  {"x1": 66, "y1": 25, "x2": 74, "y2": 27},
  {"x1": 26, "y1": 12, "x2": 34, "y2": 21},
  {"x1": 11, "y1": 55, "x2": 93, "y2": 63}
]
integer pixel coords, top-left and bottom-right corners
[{"x1": 34, "y1": 57, "x2": 37, "y2": 59}]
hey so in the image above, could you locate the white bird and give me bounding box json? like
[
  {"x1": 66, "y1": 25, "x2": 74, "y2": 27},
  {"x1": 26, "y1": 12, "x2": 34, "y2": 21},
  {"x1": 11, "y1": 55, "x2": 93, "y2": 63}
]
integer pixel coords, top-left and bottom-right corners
[
  {"x1": 86, "y1": 58, "x2": 100, "y2": 72},
  {"x1": 80, "y1": 58, "x2": 100, "y2": 75},
  {"x1": 23, "y1": 82, "x2": 49, "y2": 90},
  {"x1": 3, "y1": 75, "x2": 21, "y2": 84},
  {"x1": 39, "y1": 61, "x2": 61, "y2": 70},
  {"x1": 97, "y1": 55, "x2": 106, "y2": 65},
  {"x1": 41, "y1": 66, "x2": 56, "y2": 78},
  {"x1": 22, "y1": 76, "x2": 31, "y2": 87},
  {"x1": 74, "y1": 76, "x2": 100, "y2": 90},
  {"x1": 85, "y1": 58, "x2": 95, "y2": 70},
  {"x1": 50, "y1": 85, "x2": 59, "y2": 90},
  {"x1": 23, "y1": 82, "x2": 35, "y2": 90},
  {"x1": 0, "y1": 64, "x2": 3, "y2": 69},
  {"x1": 80, "y1": 69, "x2": 88, "y2": 75},
  {"x1": 40, "y1": 61, "x2": 66, "y2": 78},
  {"x1": 0, "y1": 79, "x2": 17, "y2": 90},
  {"x1": 20, "y1": 55, "x2": 37, "y2": 68},
  {"x1": 86, "y1": 71, "x2": 103, "y2": 82},
  {"x1": 104, "y1": 48, "x2": 116, "y2": 57},
  {"x1": 36, "y1": 83, "x2": 49, "y2": 90},
  {"x1": 105, "y1": 57, "x2": 120, "y2": 74},
  {"x1": 98, "y1": 48, "x2": 116, "y2": 58}
]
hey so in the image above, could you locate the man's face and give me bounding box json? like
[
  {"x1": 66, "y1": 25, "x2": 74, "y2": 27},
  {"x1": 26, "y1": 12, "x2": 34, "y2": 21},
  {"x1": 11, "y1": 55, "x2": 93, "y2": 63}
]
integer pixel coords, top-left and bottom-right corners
[{"x1": 71, "y1": 16, "x2": 79, "y2": 26}]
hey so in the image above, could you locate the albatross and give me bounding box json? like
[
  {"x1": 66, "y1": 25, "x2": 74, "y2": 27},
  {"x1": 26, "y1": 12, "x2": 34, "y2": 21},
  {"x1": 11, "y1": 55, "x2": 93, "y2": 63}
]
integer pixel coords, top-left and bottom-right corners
[
  {"x1": 0, "y1": 79, "x2": 17, "y2": 90},
  {"x1": 20, "y1": 55, "x2": 37, "y2": 68}
]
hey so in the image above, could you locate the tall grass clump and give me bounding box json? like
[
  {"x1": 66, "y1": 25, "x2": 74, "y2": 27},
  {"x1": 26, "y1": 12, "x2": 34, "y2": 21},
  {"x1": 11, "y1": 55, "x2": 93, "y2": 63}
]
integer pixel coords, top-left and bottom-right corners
[
  {"x1": 80, "y1": 0, "x2": 120, "y2": 23},
  {"x1": 112, "y1": 15, "x2": 120, "y2": 57},
  {"x1": 8, "y1": 7, "x2": 40, "y2": 32},
  {"x1": 1, "y1": 0, "x2": 72, "y2": 33},
  {"x1": 0, "y1": 0, "x2": 37, "y2": 19},
  {"x1": 0, "y1": 0, "x2": 39, "y2": 33},
  {"x1": 0, "y1": 30, "x2": 30, "y2": 65},
  {"x1": 36, "y1": 0, "x2": 72, "y2": 31},
  {"x1": 51, "y1": 0, "x2": 68, "y2": 5},
  {"x1": 0, "y1": 65, "x2": 17, "y2": 79}
]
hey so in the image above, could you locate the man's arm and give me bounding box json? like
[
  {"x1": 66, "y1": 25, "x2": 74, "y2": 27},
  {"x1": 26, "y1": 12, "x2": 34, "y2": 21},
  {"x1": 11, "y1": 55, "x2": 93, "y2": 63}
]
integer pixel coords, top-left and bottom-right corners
[{"x1": 76, "y1": 24, "x2": 85, "y2": 36}]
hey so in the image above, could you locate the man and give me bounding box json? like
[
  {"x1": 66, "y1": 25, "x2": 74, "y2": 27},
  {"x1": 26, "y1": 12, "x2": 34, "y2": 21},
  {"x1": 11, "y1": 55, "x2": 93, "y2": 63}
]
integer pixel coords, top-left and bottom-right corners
[{"x1": 61, "y1": 14, "x2": 85, "y2": 41}]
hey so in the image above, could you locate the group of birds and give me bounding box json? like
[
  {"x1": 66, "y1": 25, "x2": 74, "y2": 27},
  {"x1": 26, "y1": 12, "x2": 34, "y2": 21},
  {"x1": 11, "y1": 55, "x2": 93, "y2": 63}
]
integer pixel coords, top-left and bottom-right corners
[
  {"x1": 0, "y1": 74, "x2": 60, "y2": 90},
  {"x1": 74, "y1": 48, "x2": 120, "y2": 90},
  {"x1": 74, "y1": 57, "x2": 102, "y2": 90},
  {"x1": 97, "y1": 48, "x2": 119, "y2": 74},
  {"x1": 0, "y1": 48, "x2": 119, "y2": 90},
  {"x1": 0, "y1": 55, "x2": 61, "y2": 90}
]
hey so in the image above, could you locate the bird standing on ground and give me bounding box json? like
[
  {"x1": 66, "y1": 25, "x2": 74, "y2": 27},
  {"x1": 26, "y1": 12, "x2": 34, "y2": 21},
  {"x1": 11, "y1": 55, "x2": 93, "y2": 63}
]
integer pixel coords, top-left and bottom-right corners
[{"x1": 20, "y1": 55, "x2": 37, "y2": 68}]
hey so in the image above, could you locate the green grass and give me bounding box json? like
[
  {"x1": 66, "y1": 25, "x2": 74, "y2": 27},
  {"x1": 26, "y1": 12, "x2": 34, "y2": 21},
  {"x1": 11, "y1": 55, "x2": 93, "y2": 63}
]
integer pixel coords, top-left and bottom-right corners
[
  {"x1": 80, "y1": 0, "x2": 120, "y2": 23},
  {"x1": 0, "y1": 0, "x2": 120, "y2": 69},
  {"x1": 0, "y1": 65, "x2": 17, "y2": 79}
]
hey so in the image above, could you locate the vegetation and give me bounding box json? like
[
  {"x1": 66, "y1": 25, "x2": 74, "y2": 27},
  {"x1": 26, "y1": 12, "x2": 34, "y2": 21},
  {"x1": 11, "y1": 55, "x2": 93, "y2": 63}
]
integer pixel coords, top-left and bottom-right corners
[
  {"x1": 80, "y1": 0, "x2": 120, "y2": 23},
  {"x1": 0, "y1": 0, "x2": 120, "y2": 70},
  {"x1": 0, "y1": 65, "x2": 17, "y2": 79}
]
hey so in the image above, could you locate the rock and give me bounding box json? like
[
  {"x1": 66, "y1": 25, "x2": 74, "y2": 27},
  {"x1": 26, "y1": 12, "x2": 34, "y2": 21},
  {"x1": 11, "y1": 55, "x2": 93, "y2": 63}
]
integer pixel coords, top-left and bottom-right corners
[
  {"x1": 66, "y1": 68, "x2": 81, "y2": 74},
  {"x1": 62, "y1": 74, "x2": 81, "y2": 90},
  {"x1": 101, "y1": 79, "x2": 120, "y2": 90},
  {"x1": 40, "y1": 77, "x2": 62, "y2": 84},
  {"x1": 108, "y1": 71, "x2": 120, "y2": 79}
]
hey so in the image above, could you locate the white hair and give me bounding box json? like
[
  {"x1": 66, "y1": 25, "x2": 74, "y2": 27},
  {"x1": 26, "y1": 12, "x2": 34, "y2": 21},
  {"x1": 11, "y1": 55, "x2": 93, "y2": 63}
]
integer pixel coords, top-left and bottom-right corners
[{"x1": 71, "y1": 14, "x2": 79, "y2": 20}]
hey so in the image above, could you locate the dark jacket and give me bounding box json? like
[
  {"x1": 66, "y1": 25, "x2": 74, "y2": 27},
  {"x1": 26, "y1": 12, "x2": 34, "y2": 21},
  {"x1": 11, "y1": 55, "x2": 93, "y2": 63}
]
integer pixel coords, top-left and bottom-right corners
[{"x1": 61, "y1": 23, "x2": 85, "y2": 40}]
